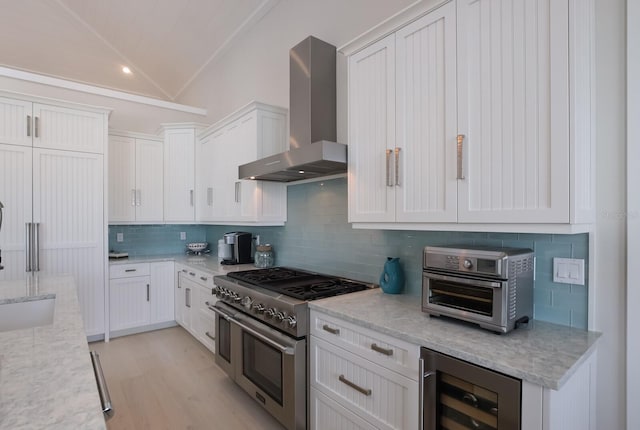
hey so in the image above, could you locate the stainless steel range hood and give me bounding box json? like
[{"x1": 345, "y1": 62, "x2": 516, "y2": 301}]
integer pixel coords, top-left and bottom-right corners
[{"x1": 239, "y1": 36, "x2": 346, "y2": 182}]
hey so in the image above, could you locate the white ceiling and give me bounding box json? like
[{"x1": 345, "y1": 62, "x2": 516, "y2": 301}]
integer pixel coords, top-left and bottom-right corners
[{"x1": 0, "y1": 0, "x2": 278, "y2": 101}]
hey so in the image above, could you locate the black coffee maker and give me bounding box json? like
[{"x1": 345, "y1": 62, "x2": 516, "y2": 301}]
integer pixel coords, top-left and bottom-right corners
[{"x1": 221, "y1": 232, "x2": 253, "y2": 265}]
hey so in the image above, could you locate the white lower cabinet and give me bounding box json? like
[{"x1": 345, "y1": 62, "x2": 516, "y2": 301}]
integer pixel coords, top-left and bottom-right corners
[
  {"x1": 310, "y1": 310, "x2": 419, "y2": 430},
  {"x1": 109, "y1": 261, "x2": 175, "y2": 337},
  {"x1": 175, "y1": 264, "x2": 217, "y2": 353}
]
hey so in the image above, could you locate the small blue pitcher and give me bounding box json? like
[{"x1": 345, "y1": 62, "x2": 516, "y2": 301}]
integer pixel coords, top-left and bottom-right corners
[{"x1": 379, "y1": 257, "x2": 404, "y2": 294}]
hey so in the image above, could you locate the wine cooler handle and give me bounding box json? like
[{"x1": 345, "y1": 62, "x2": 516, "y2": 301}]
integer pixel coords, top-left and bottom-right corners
[{"x1": 419, "y1": 358, "x2": 437, "y2": 430}]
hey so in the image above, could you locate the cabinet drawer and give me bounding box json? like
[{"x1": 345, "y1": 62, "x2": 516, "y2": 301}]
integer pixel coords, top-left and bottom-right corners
[
  {"x1": 311, "y1": 387, "x2": 378, "y2": 430},
  {"x1": 110, "y1": 262, "x2": 150, "y2": 279},
  {"x1": 311, "y1": 336, "x2": 418, "y2": 430},
  {"x1": 177, "y1": 266, "x2": 215, "y2": 288},
  {"x1": 195, "y1": 309, "x2": 216, "y2": 353},
  {"x1": 196, "y1": 284, "x2": 216, "y2": 311},
  {"x1": 311, "y1": 310, "x2": 419, "y2": 379}
]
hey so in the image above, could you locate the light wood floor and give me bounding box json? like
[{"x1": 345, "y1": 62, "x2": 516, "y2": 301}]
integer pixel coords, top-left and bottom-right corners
[{"x1": 90, "y1": 327, "x2": 285, "y2": 430}]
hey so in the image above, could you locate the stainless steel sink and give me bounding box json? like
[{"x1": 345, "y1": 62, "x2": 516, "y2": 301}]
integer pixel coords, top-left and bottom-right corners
[{"x1": 0, "y1": 297, "x2": 55, "y2": 332}]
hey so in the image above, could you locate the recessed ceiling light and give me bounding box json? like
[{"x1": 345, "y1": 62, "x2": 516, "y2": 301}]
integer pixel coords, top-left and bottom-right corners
[
  {"x1": 249, "y1": 176, "x2": 256, "y2": 180},
  {"x1": 298, "y1": 170, "x2": 305, "y2": 174},
  {"x1": 122, "y1": 66, "x2": 132, "y2": 74}
]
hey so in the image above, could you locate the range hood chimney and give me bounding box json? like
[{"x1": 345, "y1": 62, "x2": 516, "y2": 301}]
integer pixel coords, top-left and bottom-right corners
[{"x1": 239, "y1": 36, "x2": 347, "y2": 182}]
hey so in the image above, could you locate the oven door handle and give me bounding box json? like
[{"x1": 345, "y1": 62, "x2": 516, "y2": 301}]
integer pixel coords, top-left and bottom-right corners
[
  {"x1": 232, "y1": 316, "x2": 296, "y2": 356},
  {"x1": 424, "y1": 271, "x2": 503, "y2": 289},
  {"x1": 208, "y1": 303, "x2": 235, "y2": 321}
]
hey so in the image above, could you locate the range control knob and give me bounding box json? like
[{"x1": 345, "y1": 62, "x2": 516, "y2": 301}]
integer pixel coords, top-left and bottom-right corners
[
  {"x1": 463, "y1": 259, "x2": 473, "y2": 269},
  {"x1": 241, "y1": 296, "x2": 253, "y2": 309},
  {"x1": 274, "y1": 312, "x2": 286, "y2": 323},
  {"x1": 215, "y1": 288, "x2": 224, "y2": 299},
  {"x1": 286, "y1": 316, "x2": 297, "y2": 329},
  {"x1": 265, "y1": 308, "x2": 277, "y2": 319},
  {"x1": 252, "y1": 303, "x2": 266, "y2": 314}
]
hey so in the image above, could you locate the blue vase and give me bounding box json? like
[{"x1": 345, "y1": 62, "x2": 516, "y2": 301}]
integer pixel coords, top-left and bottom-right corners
[{"x1": 379, "y1": 257, "x2": 404, "y2": 294}]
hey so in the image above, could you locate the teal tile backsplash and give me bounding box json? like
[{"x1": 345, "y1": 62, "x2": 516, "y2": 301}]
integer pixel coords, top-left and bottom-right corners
[{"x1": 109, "y1": 177, "x2": 589, "y2": 329}]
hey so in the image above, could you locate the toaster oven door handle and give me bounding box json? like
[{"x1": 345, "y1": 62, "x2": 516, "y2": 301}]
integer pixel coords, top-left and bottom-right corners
[{"x1": 424, "y1": 272, "x2": 503, "y2": 289}]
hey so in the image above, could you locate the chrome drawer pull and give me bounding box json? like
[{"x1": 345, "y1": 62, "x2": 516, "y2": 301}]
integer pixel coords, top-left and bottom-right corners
[
  {"x1": 205, "y1": 331, "x2": 215, "y2": 341},
  {"x1": 200, "y1": 276, "x2": 208, "y2": 281},
  {"x1": 189, "y1": 272, "x2": 196, "y2": 276},
  {"x1": 371, "y1": 343, "x2": 393, "y2": 356},
  {"x1": 338, "y1": 375, "x2": 371, "y2": 396},
  {"x1": 322, "y1": 324, "x2": 340, "y2": 335},
  {"x1": 124, "y1": 269, "x2": 136, "y2": 272}
]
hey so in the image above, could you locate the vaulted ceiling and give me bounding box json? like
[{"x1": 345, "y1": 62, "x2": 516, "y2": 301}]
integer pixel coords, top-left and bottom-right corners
[{"x1": 0, "y1": 0, "x2": 278, "y2": 101}]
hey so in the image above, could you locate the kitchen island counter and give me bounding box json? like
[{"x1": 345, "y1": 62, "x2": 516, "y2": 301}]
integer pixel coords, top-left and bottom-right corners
[
  {"x1": 0, "y1": 274, "x2": 105, "y2": 429},
  {"x1": 309, "y1": 289, "x2": 601, "y2": 390}
]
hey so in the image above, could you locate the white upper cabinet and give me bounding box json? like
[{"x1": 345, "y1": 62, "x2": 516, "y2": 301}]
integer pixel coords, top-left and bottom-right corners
[
  {"x1": 349, "y1": 3, "x2": 457, "y2": 224},
  {"x1": 344, "y1": 0, "x2": 594, "y2": 232},
  {"x1": 108, "y1": 132, "x2": 164, "y2": 223},
  {"x1": 0, "y1": 97, "x2": 105, "y2": 153},
  {"x1": 457, "y1": 0, "x2": 569, "y2": 223},
  {"x1": 162, "y1": 125, "x2": 204, "y2": 223},
  {"x1": 196, "y1": 102, "x2": 288, "y2": 225}
]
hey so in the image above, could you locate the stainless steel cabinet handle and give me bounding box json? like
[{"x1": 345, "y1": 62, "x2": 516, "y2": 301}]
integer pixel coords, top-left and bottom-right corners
[
  {"x1": 34, "y1": 116, "x2": 39, "y2": 138},
  {"x1": 322, "y1": 324, "x2": 340, "y2": 335},
  {"x1": 131, "y1": 189, "x2": 136, "y2": 206},
  {"x1": 371, "y1": 343, "x2": 393, "y2": 356},
  {"x1": 146, "y1": 284, "x2": 150, "y2": 302},
  {"x1": 32, "y1": 223, "x2": 40, "y2": 272},
  {"x1": 181, "y1": 269, "x2": 188, "y2": 273},
  {"x1": 25, "y1": 222, "x2": 31, "y2": 272},
  {"x1": 205, "y1": 331, "x2": 215, "y2": 341},
  {"x1": 385, "y1": 149, "x2": 393, "y2": 187},
  {"x1": 27, "y1": 115, "x2": 31, "y2": 137},
  {"x1": 185, "y1": 288, "x2": 191, "y2": 308},
  {"x1": 457, "y1": 134, "x2": 465, "y2": 180},
  {"x1": 338, "y1": 375, "x2": 371, "y2": 396},
  {"x1": 190, "y1": 189, "x2": 194, "y2": 206},
  {"x1": 200, "y1": 276, "x2": 208, "y2": 281},
  {"x1": 124, "y1": 269, "x2": 136, "y2": 272},
  {"x1": 136, "y1": 189, "x2": 142, "y2": 206},
  {"x1": 189, "y1": 272, "x2": 196, "y2": 276},
  {"x1": 394, "y1": 147, "x2": 401, "y2": 186},
  {"x1": 207, "y1": 187, "x2": 213, "y2": 206},
  {"x1": 234, "y1": 181, "x2": 240, "y2": 203},
  {"x1": 90, "y1": 351, "x2": 114, "y2": 418}
]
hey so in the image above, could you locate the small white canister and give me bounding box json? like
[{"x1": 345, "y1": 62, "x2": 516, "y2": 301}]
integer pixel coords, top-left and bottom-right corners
[{"x1": 218, "y1": 239, "x2": 232, "y2": 262}]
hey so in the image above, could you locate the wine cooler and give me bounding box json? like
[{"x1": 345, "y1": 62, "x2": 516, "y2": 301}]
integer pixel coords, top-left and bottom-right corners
[{"x1": 420, "y1": 348, "x2": 521, "y2": 429}]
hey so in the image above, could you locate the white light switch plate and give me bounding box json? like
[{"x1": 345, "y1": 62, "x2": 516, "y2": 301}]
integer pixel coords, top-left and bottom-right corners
[
  {"x1": 553, "y1": 257, "x2": 585, "y2": 285},
  {"x1": 116, "y1": 232, "x2": 124, "y2": 243}
]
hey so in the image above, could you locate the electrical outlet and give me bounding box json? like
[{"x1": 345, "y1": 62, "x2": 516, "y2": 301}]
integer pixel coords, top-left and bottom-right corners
[
  {"x1": 180, "y1": 232, "x2": 186, "y2": 240},
  {"x1": 116, "y1": 232, "x2": 124, "y2": 243},
  {"x1": 553, "y1": 258, "x2": 585, "y2": 285}
]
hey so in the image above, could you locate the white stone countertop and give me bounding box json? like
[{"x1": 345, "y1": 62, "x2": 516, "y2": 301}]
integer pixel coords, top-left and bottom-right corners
[
  {"x1": 109, "y1": 253, "x2": 256, "y2": 275},
  {"x1": 0, "y1": 274, "x2": 106, "y2": 429},
  {"x1": 309, "y1": 289, "x2": 601, "y2": 390}
]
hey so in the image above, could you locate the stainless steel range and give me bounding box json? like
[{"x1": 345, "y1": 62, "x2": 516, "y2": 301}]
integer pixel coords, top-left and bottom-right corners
[{"x1": 210, "y1": 267, "x2": 374, "y2": 430}]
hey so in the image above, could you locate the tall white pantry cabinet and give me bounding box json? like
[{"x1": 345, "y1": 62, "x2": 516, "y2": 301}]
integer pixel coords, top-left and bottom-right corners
[
  {"x1": 0, "y1": 93, "x2": 109, "y2": 337},
  {"x1": 346, "y1": 0, "x2": 595, "y2": 232}
]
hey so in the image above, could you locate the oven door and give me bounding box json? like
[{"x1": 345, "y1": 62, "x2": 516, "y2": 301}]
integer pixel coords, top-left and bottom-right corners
[
  {"x1": 208, "y1": 301, "x2": 237, "y2": 379},
  {"x1": 232, "y1": 312, "x2": 306, "y2": 430},
  {"x1": 422, "y1": 271, "x2": 508, "y2": 331}
]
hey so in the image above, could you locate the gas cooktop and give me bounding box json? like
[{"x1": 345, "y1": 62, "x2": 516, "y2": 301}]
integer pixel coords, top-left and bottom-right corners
[{"x1": 227, "y1": 267, "x2": 371, "y2": 301}]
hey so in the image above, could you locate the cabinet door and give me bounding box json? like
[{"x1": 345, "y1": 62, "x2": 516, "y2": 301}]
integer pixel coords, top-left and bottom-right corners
[
  {"x1": 32, "y1": 103, "x2": 105, "y2": 153},
  {"x1": 456, "y1": 0, "x2": 570, "y2": 223},
  {"x1": 33, "y1": 149, "x2": 105, "y2": 336},
  {"x1": 195, "y1": 133, "x2": 217, "y2": 222},
  {"x1": 211, "y1": 121, "x2": 243, "y2": 221},
  {"x1": 395, "y1": 3, "x2": 458, "y2": 222},
  {"x1": 175, "y1": 270, "x2": 186, "y2": 327},
  {"x1": 164, "y1": 129, "x2": 195, "y2": 222},
  {"x1": 135, "y1": 138, "x2": 164, "y2": 222},
  {"x1": 108, "y1": 135, "x2": 136, "y2": 222},
  {"x1": 0, "y1": 97, "x2": 32, "y2": 147},
  {"x1": 179, "y1": 276, "x2": 197, "y2": 333},
  {"x1": 0, "y1": 144, "x2": 32, "y2": 281},
  {"x1": 348, "y1": 34, "x2": 396, "y2": 223},
  {"x1": 149, "y1": 261, "x2": 175, "y2": 324},
  {"x1": 109, "y1": 276, "x2": 151, "y2": 332},
  {"x1": 311, "y1": 387, "x2": 378, "y2": 430}
]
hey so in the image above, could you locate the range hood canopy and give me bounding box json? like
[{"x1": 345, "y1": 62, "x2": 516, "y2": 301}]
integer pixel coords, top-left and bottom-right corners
[{"x1": 239, "y1": 36, "x2": 346, "y2": 182}]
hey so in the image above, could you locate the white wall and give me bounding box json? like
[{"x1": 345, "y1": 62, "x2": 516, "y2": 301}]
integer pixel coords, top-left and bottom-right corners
[
  {"x1": 595, "y1": 0, "x2": 627, "y2": 428},
  {"x1": 0, "y1": 76, "x2": 205, "y2": 134},
  {"x1": 177, "y1": 0, "x2": 415, "y2": 123}
]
